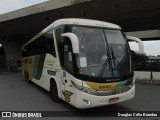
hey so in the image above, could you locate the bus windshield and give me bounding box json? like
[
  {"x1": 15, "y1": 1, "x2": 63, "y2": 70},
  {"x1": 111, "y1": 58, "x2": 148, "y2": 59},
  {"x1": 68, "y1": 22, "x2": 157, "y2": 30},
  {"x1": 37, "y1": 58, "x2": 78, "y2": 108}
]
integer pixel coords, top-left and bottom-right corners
[{"x1": 72, "y1": 26, "x2": 131, "y2": 78}]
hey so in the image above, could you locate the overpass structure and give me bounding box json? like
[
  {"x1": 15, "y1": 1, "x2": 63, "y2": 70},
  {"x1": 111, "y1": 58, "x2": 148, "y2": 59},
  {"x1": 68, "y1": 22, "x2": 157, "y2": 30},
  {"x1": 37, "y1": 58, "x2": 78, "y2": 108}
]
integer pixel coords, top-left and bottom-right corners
[{"x1": 0, "y1": 0, "x2": 160, "y2": 70}]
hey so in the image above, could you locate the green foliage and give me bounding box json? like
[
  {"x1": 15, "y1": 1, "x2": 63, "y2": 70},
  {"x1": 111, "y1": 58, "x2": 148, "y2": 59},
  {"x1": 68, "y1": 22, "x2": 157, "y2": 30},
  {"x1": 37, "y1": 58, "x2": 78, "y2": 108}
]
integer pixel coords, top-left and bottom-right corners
[{"x1": 131, "y1": 50, "x2": 147, "y2": 66}]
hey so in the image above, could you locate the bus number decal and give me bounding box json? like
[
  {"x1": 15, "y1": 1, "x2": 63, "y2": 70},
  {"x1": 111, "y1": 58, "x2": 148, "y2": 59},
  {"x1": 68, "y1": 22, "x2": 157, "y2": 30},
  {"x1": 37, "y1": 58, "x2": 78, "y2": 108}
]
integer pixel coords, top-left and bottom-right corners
[{"x1": 99, "y1": 85, "x2": 111, "y2": 89}]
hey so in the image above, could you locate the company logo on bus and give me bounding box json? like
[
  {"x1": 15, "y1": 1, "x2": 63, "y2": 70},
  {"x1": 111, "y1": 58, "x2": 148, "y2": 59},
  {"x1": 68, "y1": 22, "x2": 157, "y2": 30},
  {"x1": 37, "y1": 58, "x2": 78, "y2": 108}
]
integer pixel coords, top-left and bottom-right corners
[{"x1": 106, "y1": 78, "x2": 120, "y2": 82}]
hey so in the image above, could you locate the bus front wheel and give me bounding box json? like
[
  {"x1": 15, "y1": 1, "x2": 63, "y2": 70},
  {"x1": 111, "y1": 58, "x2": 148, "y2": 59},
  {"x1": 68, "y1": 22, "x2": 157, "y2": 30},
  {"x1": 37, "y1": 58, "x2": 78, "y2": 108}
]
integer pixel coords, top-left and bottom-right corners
[{"x1": 50, "y1": 81, "x2": 61, "y2": 102}]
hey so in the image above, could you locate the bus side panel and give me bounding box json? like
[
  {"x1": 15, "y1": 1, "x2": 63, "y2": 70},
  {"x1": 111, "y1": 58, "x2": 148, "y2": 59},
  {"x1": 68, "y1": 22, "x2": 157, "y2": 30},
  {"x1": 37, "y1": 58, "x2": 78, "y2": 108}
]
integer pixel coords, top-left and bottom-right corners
[
  {"x1": 29, "y1": 53, "x2": 62, "y2": 96},
  {"x1": 40, "y1": 53, "x2": 61, "y2": 92},
  {"x1": 32, "y1": 54, "x2": 46, "y2": 80},
  {"x1": 30, "y1": 54, "x2": 48, "y2": 89}
]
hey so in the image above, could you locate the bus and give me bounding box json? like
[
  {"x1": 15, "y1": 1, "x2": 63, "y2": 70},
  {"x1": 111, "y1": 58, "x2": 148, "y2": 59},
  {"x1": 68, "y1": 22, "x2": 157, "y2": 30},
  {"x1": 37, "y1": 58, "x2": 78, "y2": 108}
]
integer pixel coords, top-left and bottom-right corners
[{"x1": 21, "y1": 18, "x2": 135, "y2": 108}]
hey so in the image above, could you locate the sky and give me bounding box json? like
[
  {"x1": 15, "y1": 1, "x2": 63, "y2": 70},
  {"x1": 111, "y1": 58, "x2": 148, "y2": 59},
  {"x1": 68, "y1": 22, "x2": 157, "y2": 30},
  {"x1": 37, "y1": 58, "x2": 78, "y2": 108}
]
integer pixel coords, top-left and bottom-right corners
[
  {"x1": 0, "y1": 0, "x2": 48, "y2": 14},
  {"x1": 0, "y1": 0, "x2": 159, "y2": 56}
]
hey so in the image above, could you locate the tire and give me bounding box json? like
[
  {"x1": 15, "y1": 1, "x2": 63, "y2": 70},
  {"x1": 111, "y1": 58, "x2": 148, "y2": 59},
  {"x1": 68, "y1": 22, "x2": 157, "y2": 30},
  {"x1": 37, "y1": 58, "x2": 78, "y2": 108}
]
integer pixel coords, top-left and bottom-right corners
[{"x1": 50, "y1": 81, "x2": 61, "y2": 102}]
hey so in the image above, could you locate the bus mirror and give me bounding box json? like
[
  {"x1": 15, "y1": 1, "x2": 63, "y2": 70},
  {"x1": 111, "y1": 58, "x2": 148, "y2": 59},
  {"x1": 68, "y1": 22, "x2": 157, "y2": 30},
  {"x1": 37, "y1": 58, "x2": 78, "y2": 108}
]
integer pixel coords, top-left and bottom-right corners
[
  {"x1": 61, "y1": 33, "x2": 80, "y2": 54},
  {"x1": 126, "y1": 36, "x2": 144, "y2": 54}
]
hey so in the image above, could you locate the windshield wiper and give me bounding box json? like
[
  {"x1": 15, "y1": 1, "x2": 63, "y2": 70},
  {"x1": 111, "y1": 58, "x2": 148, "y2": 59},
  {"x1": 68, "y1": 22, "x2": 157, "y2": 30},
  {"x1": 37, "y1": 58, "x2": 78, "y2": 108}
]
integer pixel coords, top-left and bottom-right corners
[
  {"x1": 111, "y1": 47, "x2": 120, "y2": 68},
  {"x1": 98, "y1": 48, "x2": 113, "y2": 77}
]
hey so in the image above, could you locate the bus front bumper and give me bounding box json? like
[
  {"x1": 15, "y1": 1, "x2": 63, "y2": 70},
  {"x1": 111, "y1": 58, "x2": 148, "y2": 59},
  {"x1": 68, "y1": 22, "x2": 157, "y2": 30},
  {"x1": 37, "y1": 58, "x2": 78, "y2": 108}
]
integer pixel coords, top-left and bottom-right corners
[{"x1": 75, "y1": 85, "x2": 135, "y2": 109}]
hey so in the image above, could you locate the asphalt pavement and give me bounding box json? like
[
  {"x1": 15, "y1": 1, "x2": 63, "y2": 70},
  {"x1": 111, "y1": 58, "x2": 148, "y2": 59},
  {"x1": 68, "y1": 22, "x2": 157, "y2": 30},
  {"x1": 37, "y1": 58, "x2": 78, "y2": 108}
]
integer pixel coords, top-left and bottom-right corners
[{"x1": 0, "y1": 72, "x2": 160, "y2": 120}]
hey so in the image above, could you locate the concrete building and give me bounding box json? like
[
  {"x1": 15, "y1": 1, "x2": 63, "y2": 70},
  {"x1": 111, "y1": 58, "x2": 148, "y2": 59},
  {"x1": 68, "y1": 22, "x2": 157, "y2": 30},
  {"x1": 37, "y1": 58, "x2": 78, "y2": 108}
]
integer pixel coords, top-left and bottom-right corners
[{"x1": 0, "y1": 0, "x2": 160, "y2": 70}]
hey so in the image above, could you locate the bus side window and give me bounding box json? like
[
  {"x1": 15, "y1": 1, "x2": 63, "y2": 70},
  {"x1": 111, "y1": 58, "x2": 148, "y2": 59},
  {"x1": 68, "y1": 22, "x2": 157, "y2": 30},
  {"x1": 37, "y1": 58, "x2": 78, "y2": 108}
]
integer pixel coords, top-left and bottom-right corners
[
  {"x1": 63, "y1": 39, "x2": 73, "y2": 73},
  {"x1": 56, "y1": 28, "x2": 63, "y2": 54},
  {"x1": 25, "y1": 36, "x2": 44, "y2": 56},
  {"x1": 37, "y1": 36, "x2": 45, "y2": 55},
  {"x1": 56, "y1": 28, "x2": 63, "y2": 45},
  {"x1": 55, "y1": 26, "x2": 74, "y2": 73},
  {"x1": 55, "y1": 27, "x2": 64, "y2": 65},
  {"x1": 43, "y1": 30, "x2": 56, "y2": 57}
]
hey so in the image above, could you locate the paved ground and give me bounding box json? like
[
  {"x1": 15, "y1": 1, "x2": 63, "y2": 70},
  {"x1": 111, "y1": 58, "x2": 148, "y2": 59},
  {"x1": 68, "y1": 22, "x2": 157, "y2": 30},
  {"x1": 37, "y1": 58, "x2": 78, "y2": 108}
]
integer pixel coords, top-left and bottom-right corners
[{"x1": 0, "y1": 72, "x2": 160, "y2": 120}]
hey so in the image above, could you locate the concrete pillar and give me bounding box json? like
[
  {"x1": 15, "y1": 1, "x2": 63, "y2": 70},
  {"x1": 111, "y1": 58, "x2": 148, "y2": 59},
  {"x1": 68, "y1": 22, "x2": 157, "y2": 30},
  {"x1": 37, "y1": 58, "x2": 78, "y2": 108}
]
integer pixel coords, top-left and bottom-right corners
[
  {"x1": 0, "y1": 39, "x2": 22, "y2": 70},
  {"x1": 0, "y1": 38, "x2": 7, "y2": 71},
  {"x1": 125, "y1": 30, "x2": 160, "y2": 39}
]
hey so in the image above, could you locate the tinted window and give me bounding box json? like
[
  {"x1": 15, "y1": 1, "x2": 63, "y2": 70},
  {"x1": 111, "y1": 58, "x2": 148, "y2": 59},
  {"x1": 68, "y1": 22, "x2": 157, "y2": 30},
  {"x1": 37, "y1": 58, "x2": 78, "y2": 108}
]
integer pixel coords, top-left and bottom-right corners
[
  {"x1": 55, "y1": 26, "x2": 74, "y2": 73},
  {"x1": 63, "y1": 40, "x2": 74, "y2": 73},
  {"x1": 22, "y1": 30, "x2": 56, "y2": 57}
]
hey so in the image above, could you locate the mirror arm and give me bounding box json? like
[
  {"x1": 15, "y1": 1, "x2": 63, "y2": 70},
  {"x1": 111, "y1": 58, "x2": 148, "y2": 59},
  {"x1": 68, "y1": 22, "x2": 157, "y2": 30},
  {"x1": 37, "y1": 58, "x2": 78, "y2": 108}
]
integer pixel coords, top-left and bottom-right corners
[
  {"x1": 61, "y1": 33, "x2": 79, "y2": 54},
  {"x1": 126, "y1": 36, "x2": 144, "y2": 54}
]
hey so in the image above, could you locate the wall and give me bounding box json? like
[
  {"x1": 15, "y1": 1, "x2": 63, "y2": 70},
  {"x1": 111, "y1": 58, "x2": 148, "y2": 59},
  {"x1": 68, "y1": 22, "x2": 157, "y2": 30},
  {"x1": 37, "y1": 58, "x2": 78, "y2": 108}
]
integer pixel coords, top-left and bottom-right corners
[
  {"x1": 0, "y1": 46, "x2": 7, "y2": 71},
  {"x1": 0, "y1": 39, "x2": 23, "y2": 70},
  {"x1": 134, "y1": 71, "x2": 160, "y2": 81}
]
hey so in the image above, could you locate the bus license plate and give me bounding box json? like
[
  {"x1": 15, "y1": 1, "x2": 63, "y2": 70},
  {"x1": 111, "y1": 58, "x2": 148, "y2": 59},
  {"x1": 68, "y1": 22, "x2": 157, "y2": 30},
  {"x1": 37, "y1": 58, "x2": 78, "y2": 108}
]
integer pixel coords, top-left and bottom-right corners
[{"x1": 109, "y1": 97, "x2": 119, "y2": 103}]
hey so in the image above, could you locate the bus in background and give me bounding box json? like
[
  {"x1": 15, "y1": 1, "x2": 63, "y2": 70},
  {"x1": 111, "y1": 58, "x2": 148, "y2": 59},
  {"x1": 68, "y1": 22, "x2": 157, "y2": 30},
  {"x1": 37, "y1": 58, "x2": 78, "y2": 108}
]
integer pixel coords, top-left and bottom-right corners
[{"x1": 21, "y1": 18, "x2": 135, "y2": 108}]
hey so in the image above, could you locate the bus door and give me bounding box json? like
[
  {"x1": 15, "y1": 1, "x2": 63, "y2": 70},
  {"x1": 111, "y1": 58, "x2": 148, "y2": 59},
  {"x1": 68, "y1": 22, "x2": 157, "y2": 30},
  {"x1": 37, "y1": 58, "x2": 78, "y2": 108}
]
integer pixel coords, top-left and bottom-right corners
[{"x1": 60, "y1": 42, "x2": 76, "y2": 105}]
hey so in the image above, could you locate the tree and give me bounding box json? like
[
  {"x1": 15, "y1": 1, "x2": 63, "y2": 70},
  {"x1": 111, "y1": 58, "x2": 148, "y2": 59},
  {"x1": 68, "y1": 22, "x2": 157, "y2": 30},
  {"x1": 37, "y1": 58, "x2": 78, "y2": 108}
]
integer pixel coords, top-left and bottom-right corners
[{"x1": 131, "y1": 50, "x2": 148, "y2": 70}]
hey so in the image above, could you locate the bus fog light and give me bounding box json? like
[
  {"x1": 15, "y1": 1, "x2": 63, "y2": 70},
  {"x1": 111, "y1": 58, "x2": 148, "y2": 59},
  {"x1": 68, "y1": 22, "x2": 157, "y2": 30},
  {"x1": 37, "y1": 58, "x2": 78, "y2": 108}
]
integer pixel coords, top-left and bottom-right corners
[{"x1": 83, "y1": 99, "x2": 91, "y2": 105}]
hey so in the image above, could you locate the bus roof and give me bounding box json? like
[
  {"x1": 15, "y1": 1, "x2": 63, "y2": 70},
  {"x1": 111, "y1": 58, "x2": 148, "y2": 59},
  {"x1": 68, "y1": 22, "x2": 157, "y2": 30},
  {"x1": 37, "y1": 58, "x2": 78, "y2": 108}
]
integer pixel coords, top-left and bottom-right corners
[
  {"x1": 22, "y1": 18, "x2": 121, "y2": 48},
  {"x1": 53, "y1": 18, "x2": 121, "y2": 29}
]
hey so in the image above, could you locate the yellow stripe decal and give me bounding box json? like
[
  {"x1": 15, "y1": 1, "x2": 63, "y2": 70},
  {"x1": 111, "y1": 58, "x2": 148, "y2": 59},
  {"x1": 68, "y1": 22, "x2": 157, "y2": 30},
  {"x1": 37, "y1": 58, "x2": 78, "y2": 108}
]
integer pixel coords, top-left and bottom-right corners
[
  {"x1": 84, "y1": 81, "x2": 117, "y2": 90},
  {"x1": 84, "y1": 78, "x2": 133, "y2": 90}
]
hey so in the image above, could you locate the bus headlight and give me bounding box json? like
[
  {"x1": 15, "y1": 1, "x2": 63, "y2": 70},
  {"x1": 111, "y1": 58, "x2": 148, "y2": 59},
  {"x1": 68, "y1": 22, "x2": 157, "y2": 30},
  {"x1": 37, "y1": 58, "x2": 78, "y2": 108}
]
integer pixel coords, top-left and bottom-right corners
[{"x1": 71, "y1": 81, "x2": 96, "y2": 94}]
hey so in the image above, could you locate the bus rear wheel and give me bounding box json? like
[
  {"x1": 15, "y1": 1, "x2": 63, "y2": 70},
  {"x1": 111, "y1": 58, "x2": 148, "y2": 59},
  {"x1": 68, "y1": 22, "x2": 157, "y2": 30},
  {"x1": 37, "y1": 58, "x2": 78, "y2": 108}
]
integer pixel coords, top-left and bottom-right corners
[{"x1": 50, "y1": 81, "x2": 61, "y2": 102}]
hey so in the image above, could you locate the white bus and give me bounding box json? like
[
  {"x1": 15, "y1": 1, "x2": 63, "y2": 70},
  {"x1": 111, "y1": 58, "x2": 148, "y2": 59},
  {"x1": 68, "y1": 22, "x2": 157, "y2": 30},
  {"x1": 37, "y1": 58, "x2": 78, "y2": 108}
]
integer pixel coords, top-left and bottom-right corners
[{"x1": 21, "y1": 18, "x2": 135, "y2": 108}]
